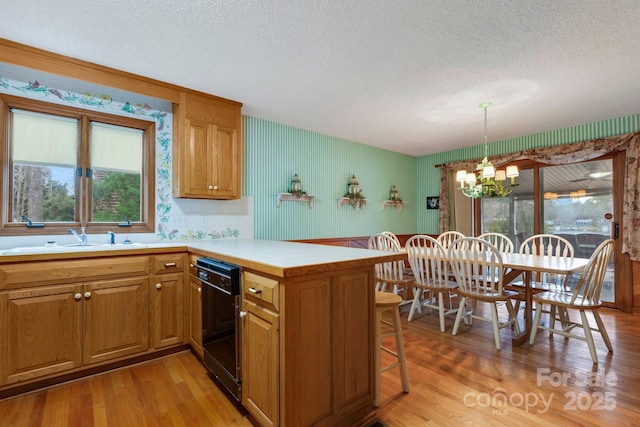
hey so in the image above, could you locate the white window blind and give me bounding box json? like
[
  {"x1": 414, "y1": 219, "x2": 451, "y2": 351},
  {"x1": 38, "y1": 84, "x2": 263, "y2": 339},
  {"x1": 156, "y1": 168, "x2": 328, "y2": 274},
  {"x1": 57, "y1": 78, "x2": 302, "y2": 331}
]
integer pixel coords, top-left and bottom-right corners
[
  {"x1": 11, "y1": 109, "x2": 78, "y2": 167},
  {"x1": 90, "y1": 122, "x2": 142, "y2": 174}
]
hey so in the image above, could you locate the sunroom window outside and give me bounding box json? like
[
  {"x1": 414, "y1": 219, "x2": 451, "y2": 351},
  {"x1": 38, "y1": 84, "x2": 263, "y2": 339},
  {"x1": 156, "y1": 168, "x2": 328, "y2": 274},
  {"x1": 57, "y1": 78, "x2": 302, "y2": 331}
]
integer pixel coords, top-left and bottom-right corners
[
  {"x1": 11, "y1": 109, "x2": 78, "y2": 223},
  {"x1": 90, "y1": 122, "x2": 142, "y2": 222},
  {"x1": 480, "y1": 168, "x2": 535, "y2": 248}
]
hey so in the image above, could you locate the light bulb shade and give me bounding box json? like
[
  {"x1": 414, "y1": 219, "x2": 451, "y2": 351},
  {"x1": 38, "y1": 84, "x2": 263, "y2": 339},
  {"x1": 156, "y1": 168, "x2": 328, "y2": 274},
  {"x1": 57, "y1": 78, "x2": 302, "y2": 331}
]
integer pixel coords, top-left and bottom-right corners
[
  {"x1": 495, "y1": 170, "x2": 506, "y2": 181},
  {"x1": 506, "y1": 165, "x2": 519, "y2": 178},
  {"x1": 456, "y1": 170, "x2": 468, "y2": 182},
  {"x1": 482, "y1": 165, "x2": 495, "y2": 179},
  {"x1": 466, "y1": 172, "x2": 477, "y2": 184}
]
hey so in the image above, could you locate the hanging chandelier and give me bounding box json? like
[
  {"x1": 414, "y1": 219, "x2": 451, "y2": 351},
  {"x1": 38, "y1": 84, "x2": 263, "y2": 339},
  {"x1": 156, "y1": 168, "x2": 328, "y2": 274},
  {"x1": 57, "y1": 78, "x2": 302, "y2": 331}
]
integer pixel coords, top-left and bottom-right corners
[{"x1": 456, "y1": 102, "x2": 519, "y2": 198}]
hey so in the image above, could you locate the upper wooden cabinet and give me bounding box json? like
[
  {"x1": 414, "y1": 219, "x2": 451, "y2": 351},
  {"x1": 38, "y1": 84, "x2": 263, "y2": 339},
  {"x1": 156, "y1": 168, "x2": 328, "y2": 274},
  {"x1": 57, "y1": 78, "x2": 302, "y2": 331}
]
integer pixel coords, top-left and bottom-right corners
[{"x1": 173, "y1": 92, "x2": 243, "y2": 199}]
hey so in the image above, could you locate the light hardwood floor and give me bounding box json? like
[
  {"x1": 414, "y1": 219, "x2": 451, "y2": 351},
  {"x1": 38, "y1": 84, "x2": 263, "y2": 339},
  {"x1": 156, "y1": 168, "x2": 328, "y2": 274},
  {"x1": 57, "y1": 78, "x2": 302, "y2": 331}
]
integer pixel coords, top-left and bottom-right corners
[{"x1": 0, "y1": 305, "x2": 637, "y2": 426}]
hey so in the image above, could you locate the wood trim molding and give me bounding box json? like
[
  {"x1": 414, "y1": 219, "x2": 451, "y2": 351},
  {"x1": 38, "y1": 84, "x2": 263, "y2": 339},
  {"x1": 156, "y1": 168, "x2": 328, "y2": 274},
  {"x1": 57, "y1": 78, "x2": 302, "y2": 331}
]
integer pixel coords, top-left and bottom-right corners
[{"x1": 0, "y1": 38, "x2": 241, "y2": 106}]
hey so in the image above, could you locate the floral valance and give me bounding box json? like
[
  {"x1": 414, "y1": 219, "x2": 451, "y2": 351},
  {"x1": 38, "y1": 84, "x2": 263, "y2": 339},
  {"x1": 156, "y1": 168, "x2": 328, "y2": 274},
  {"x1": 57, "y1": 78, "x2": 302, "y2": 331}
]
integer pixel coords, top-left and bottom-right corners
[{"x1": 438, "y1": 132, "x2": 640, "y2": 260}]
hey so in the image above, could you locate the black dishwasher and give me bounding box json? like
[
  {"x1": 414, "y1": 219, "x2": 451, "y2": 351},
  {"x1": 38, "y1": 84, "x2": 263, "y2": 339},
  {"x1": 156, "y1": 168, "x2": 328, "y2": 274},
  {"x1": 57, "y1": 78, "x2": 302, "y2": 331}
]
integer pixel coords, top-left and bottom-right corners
[{"x1": 197, "y1": 257, "x2": 242, "y2": 401}]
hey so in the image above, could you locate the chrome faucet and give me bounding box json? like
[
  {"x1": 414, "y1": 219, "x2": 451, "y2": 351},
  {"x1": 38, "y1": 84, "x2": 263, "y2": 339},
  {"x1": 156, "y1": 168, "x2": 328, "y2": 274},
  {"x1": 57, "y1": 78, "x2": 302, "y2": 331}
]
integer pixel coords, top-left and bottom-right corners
[
  {"x1": 68, "y1": 227, "x2": 88, "y2": 245},
  {"x1": 107, "y1": 231, "x2": 116, "y2": 245}
]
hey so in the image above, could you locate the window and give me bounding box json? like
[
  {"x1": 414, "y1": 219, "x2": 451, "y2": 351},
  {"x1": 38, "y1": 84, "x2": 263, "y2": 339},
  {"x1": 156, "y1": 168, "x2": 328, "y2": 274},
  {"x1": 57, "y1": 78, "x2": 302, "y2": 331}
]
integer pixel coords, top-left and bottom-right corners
[{"x1": 1, "y1": 95, "x2": 155, "y2": 235}]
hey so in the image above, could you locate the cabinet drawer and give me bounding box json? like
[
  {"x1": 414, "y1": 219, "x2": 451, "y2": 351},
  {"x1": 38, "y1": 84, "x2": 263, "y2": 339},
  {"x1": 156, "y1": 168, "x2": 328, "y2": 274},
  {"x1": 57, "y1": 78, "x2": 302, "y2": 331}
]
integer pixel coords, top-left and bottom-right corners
[
  {"x1": 0, "y1": 256, "x2": 150, "y2": 290},
  {"x1": 243, "y1": 272, "x2": 279, "y2": 312},
  {"x1": 153, "y1": 254, "x2": 185, "y2": 274}
]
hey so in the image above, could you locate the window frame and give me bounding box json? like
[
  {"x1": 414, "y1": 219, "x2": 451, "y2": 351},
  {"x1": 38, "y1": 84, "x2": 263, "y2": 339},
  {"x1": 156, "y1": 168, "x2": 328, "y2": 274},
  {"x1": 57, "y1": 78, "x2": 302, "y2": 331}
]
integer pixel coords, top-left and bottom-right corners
[{"x1": 0, "y1": 94, "x2": 155, "y2": 236}]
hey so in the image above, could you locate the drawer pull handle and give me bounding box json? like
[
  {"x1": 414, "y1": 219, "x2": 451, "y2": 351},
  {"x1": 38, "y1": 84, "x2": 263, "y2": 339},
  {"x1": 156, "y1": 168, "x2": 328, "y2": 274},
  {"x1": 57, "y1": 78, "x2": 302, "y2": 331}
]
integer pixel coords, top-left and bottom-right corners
[
  {"x1": 248, "y1": 287, "x2": 262, "y2": 295},
  {"x1": 164, "y1": 262, "x2": 177, "y2": 268}
]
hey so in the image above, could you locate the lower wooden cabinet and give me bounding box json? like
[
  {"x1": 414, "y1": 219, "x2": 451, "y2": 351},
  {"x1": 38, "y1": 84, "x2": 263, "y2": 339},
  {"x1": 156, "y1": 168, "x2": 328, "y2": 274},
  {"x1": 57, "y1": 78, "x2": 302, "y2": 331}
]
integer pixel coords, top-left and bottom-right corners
[
  {"x1": 242, "y1": 299, "x2": 279, "y2": 427},
  {"x1": 83, "y1": 277, "x2": 150, "y2": 365},
  {"x1": 0, "y1": 277, "x2": 149, "y2": 386},
  {"x1": 150, "y1": 253, "x2": 185, "y2": 350},
  {"x1": 0, "y1": 284, "x2": 83, "y2": 385},
  {"x1": 150, "y1": 273, "x2": 183, "y2": 349},
  {"x1": 188, "y1": 273, "x2": 203, "y2": 358},
  {"x1": 0, "y1": 252, "x2": 189, "y2": 391},
  {"x1": 241, "y1": 267, "x2": 375, "y2": 427}
]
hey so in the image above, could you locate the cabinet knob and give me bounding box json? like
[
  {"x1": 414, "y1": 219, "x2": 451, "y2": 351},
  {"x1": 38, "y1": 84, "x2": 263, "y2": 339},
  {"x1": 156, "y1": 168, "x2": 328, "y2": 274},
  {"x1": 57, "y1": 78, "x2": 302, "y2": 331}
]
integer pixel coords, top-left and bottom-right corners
[
  {"x1": 213, "y1": 185, "x2": 218, "y2": 190},
  {"x1": 84, "y1": 291, "x2": 91, "y2": 299},
  {"x1": 198, "y1": 287, "x2": 202, "y2": 293},
  {"x1": 208, "y1": 185, "x2": 214, "y2": 190},
  {"x1": 239, "y1": 310, "x2": 246, "y2": 318},
  {"x1": 189, "y1": 263, "x2": 195, "y2": 268},
  {"x1": 74, "y1": 293, "x2": 82, "y2": 300},
  {"x1": 156, "y1": 283, "x2": 162, "y2": 289}
]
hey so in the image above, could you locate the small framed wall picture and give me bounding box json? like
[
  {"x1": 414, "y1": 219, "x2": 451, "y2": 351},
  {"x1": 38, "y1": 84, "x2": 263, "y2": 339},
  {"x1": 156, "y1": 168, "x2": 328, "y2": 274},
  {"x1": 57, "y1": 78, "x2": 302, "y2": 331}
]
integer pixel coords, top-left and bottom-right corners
[{"x1": 426, "y1": 196, "x2": 439, "y2": 209}]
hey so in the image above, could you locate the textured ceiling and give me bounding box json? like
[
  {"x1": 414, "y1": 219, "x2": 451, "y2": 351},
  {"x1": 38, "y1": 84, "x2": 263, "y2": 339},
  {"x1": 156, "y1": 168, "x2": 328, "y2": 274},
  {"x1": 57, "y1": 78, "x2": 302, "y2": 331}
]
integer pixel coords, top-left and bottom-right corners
[{"x1": 1, "y1": 0, "x2": 639, "y2": 156}]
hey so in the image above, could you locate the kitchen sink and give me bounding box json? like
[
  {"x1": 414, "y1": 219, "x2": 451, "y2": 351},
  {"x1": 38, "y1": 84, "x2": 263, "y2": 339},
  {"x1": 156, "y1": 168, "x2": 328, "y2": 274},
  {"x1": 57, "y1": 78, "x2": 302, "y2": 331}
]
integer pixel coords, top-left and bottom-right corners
[{"x1": 1, "y1": 242, "x2": 148, "y2": 255}]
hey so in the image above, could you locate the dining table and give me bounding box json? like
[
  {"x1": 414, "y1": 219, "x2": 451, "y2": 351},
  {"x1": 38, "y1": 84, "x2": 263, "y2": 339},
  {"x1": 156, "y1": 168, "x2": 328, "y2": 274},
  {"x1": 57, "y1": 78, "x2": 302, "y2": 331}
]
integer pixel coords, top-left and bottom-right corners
[
  {"x1": 401, "y1": 245, "x2": 590, "y2": 346},
  {"x1": 499, "y1": 252, "x2": 590, "y2": 346}
]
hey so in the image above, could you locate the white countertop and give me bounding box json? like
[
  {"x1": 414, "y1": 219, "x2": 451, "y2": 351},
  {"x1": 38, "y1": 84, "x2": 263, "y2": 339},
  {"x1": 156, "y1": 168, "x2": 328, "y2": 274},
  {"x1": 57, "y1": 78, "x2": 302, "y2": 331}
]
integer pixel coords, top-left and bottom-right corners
[
  {"x1": 187, "y1": 239, "x2": 404, "y2": 277},
  {"x1": 187, "y1": 239, "x2": 390, "y2": 267},
  {"x1": 0, "y1": 238, "x2": 403, "y2": 278}
]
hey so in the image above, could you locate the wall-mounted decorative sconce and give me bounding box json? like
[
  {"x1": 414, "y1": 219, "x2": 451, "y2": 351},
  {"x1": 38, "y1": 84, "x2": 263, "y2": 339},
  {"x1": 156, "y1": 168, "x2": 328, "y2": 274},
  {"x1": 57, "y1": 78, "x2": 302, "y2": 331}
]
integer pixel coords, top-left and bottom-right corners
[
  {"x1": 390, "y1": 185, "x2": 399, "y2": 201},
  {"x1": 290, "y1": 174, "x2": 304, "y2": 197},
  {"x1": 276, "y1": 173, "x2": 315, "y2": 208},
  {"x1": 348, "y1": 175, "x2": 360, "y2": 196},
  {"x1": 382, "y1": 185, "x2": 406, "y2": 211},
  {"x1": 338, "y1": 175, "x2": 366, "y2": 209}
]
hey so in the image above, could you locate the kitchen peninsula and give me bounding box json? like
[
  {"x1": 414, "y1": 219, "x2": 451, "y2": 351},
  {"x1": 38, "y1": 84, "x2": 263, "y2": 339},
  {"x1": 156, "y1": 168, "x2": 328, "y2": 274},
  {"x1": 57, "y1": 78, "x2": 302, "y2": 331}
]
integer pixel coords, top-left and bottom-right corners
[
  {"x1": 190, "y1": 239, "x2": 404, "y2": 427},
  {"x1": 0, "y1": 239, "x2": 404, "y2": 427}
]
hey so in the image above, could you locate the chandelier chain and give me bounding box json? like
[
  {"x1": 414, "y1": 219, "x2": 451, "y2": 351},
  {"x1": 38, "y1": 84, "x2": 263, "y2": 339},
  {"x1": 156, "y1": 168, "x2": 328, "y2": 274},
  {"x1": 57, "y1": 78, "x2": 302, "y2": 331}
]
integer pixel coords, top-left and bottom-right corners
[{"x1": 483, "y1": 106, "x2": 489, "y2": 158}]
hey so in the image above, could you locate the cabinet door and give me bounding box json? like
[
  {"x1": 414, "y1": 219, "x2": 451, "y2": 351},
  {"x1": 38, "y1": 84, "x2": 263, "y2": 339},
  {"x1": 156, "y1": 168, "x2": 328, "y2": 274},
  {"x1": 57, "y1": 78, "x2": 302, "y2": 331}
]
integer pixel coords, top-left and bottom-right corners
[
  {"x1": 150, "y1": 273, "x2": 184, "y2": 349},
  {"x1": 242, "y1": 299, "x2": 279, "y2": 427},
  {"x1": 181, "y1": 118, "x2": 214, "y2": 198},
  {"x1": 175, "y1": 103, "x2": 241, "y2": 200},
  {"x1": 188, "y1": 274, "x2": 203, "y2": 358},
  {"x1": 211, "y1": 124, "x2": 240, "y2": 198},
  {"x1": 83, "y1": 277, "x2": 149, "y2": 365},
  {"x1": 0, "y1": 285, "x2": 83, "y2": 385}
]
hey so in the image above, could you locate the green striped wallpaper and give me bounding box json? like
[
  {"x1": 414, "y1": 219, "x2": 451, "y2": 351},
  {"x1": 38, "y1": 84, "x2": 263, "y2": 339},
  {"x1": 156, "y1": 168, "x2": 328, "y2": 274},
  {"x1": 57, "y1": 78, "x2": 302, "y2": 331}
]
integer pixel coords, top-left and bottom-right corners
[
  {"x1": 416, "y1": 113, "x2": 640, "y2": 233},
  {"x1": 244, "y1": 116, "x2": 417, "y2": 240},
  {"x1": 244, "y1": 113, "x2": 640, "y2": 239}
]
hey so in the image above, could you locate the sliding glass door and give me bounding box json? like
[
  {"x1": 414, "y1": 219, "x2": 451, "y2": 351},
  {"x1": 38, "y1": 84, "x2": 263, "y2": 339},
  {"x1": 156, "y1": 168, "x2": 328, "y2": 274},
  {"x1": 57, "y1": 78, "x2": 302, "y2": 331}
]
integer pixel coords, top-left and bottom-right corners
[{"x1": 480, "y1": 157, "x2": 618, "y2": 306}]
